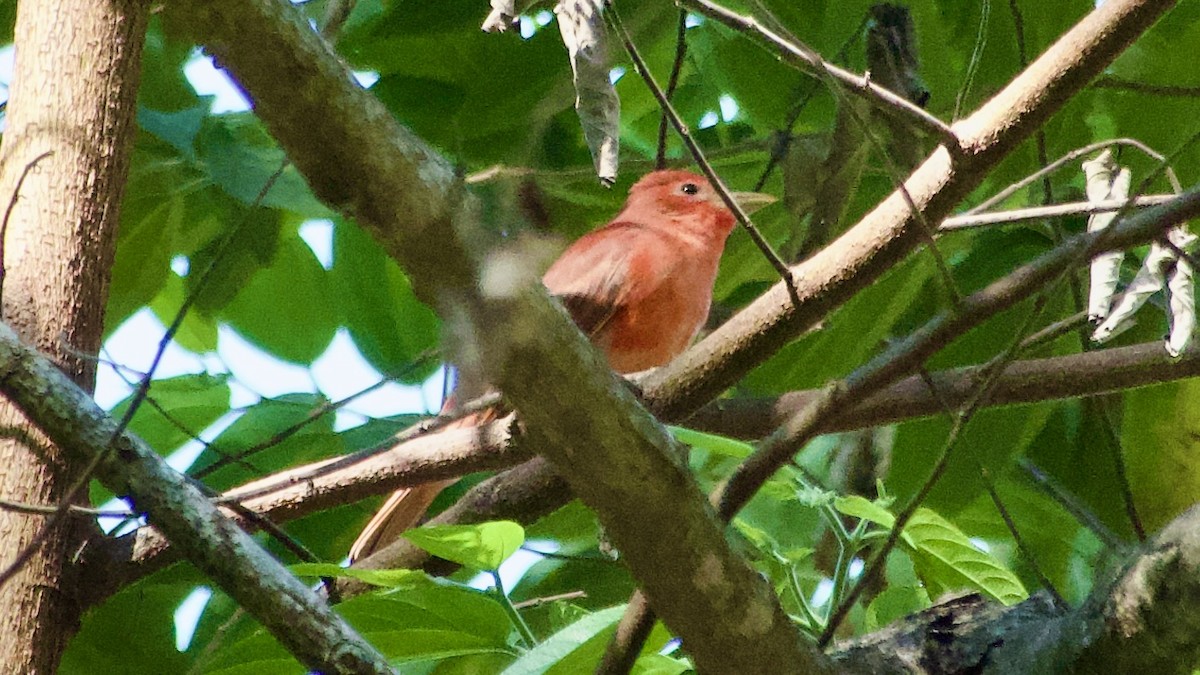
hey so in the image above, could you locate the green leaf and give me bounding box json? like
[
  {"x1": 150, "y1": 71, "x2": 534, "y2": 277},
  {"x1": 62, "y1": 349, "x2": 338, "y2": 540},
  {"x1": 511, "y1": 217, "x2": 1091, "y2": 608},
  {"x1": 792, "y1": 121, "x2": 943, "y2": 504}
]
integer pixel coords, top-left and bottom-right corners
[
  {"x1": 834, "y1": 495, "x2": 895, "y2": 529},
  {"x1": 61, "y1": 566, "x2": 204, "y2": 675},
  {"x1": 196, "y1": 114, "x2": 331, "y2": 217},
  {"x1": 1124, "y1": 380, "x2": 1200, "y2": 533},
  {"x1": 632, "y1": 654, "x2": 693, "y2": 675},
  {"x1": 222, "y1": 229, "x2": 338, "y2": 364},
  {"x1": 864, "y1": 585, "x2": 930, "y2": 632},
  {"x1": 289, "y1": 563, "x2": 429, "y2": 589},
  {"x1": 205, "y1": 583, "x2": 516, "y2": 673},
  {"x1": 499, "y1": 605, "x2": 627, "y2": 675},
  {"x1": 149, "y1": 273, "x2": 220, "y2": 353},
  {"x1": 190, "y1": 393, "x2": 342, "y2": 491},
  {"x1": 110, "y1": 373, "x2": 230, "y2": 453},
  {"x1": 902, "y1": 508, "x2": 1028, "y2": 606},
  {"x1": 403, "y1": 521, "x2": 526, "y2": 571},
  {"x1": 331, "y1": 220, "x2": 440, "y2": 380},
  {"x1": 139, "y1": 103, "x2": 209, "y2": 159},
  {"x1": 670, "y1": 426, "x2": 754, "y2": 458}
]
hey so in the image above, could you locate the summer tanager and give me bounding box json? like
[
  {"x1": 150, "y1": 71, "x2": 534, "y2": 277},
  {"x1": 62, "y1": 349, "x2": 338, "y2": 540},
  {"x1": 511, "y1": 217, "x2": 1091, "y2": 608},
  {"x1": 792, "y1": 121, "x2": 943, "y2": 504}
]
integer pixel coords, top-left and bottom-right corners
[{"x1": 348, "y1": 169, "x2": 775, "y2": 562}]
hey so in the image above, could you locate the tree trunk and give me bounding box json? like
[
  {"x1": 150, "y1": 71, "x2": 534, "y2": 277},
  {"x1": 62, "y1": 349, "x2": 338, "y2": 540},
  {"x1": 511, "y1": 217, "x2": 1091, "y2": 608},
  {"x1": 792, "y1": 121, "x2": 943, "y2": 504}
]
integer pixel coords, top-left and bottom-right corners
[{"x1": 0, "y1": 0, "x2": 148, "y2": 671}]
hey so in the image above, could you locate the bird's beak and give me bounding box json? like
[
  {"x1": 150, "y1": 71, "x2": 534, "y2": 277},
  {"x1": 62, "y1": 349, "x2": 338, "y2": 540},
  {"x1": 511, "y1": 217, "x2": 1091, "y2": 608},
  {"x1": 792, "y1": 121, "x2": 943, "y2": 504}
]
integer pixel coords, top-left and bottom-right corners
[{"x1": 730, "y1": 191, "x2": 777, "y2": 215}]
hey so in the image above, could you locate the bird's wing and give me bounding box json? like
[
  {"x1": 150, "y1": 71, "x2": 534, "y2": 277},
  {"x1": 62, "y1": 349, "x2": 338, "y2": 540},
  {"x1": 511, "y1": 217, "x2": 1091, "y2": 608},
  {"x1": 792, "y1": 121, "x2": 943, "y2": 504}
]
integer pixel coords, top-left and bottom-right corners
[{"x1": 542, "y1": 221, "x2": 664, "y2": 339}]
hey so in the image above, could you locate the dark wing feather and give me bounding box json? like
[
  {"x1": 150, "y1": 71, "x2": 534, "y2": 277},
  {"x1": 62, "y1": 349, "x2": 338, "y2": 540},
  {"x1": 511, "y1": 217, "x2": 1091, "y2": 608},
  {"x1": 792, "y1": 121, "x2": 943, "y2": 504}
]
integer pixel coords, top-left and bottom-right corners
[
  {"x1": 542, "y1": 222, "x2": 651, "y2": 339},
  {"x1": 556, "y1": 289, "x2": 623, "y2": 339}
]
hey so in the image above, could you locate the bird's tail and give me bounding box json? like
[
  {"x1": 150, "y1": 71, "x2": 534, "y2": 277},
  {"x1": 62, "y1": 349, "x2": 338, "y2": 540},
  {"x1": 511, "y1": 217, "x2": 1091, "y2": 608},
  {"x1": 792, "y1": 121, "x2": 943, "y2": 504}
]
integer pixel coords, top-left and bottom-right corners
[{"x1": 348, "y1": 402, "x2": 498, "y2": 563}]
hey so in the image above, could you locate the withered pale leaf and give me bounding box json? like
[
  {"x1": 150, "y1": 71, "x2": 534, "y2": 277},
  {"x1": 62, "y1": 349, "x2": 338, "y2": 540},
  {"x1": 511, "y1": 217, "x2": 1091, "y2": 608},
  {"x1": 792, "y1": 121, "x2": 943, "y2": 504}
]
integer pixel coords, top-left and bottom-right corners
[
  {"x1": 555, "y1": 0, "x2": 620, "y2": 185},
  {"x1": 1081, "y1": 150, "x2": 1128, "y2": 322}
]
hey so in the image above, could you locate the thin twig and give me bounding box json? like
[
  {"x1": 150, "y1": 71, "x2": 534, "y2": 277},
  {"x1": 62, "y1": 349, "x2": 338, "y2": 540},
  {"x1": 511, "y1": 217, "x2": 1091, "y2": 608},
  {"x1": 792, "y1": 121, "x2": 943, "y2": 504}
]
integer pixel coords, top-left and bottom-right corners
[
  {"x1": 1094, "y1": 399, "x2": 1146, "y2": 541},
  {"x1": 750, "y1": 12, "x2": 867, "y2": 191},
  {"x1": 655, "y1": 10, "x2": 689, "y2": 170},
  {"x1": 1093, "y1": 75, "x2": 1200, "y2": 97},
  {"x1": 0, "y1": 164, "x2": 290, "y2": 592},
  {"x1": 819, "y1": 291, "x2": 1056, "y2": 646},
  {"x1": 953, "y1": 0, "x2": 991, "y2": 120},
  {"x1": 513, "y1": 589, "x2": 587, "y2": 609},
  {"x1": 716, "y1": 185, "x2": 1200, "y2": 535},
  {"x1": 967, "y1": 138, "x2": 1183, "y2": 215},
  {"x1": 941, "y1": 195, "x2": 1176, "y2": 231},
  {"x1": 979, "y1": 464, "x2": 1068, "y2": 609},
  {"x1": 192, "y1": 370, "x2": 410, "y2": 480},
  {"x1": 0, "y1": 498, "x2": 134, "y2": 518},
  {"x1": 1018, "y1": 458, "x2": 1127, "y2": 550},
  {"x1": 605, "y1": 3, "x2": 798, "y2": 298},
  {"x1": 681, "y1": 0, "x2": 959, "y2": 149},
  {"x1": 213, "y1": 391, "x2": 506, "y2": 506}
]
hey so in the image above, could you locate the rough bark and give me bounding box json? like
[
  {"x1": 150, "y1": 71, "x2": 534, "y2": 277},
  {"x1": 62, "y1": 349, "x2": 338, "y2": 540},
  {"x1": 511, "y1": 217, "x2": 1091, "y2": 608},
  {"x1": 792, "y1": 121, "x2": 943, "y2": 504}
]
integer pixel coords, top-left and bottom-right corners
[
  {"x1": 0, "y1": 322, "x2": 395, "y2": 674},
  {"x1": 173, "y1": 2, "x2": 837, "y2": 671},
  {"x1": 0, "y1": 0, "x2": 149, "y2": 671}
]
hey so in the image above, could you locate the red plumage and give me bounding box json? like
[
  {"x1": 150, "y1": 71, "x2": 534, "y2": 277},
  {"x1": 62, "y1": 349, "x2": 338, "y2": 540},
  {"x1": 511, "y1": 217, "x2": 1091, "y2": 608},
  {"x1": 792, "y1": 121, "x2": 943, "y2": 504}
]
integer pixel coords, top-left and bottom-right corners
[{"x1": 349, "y1": 170, "x2": 772, "y2": 562}]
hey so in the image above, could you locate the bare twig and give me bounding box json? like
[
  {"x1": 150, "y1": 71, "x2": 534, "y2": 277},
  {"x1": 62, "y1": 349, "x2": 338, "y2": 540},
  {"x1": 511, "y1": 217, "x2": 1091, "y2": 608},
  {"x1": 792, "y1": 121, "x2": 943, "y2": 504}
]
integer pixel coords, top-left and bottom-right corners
[
  {"x1": 941, "y1": 195, "x2": 1176, "y2": 230},
  {"x1": 605, "y1": 3, "x2": 798, "y2": 296},
  {"x1": 717, "y1": 188, "x2": 1200, "y2": 526},
  {"x1": 979, "y1": 465, "x2": 1068, "y2": 610},
  {"x1": 967, "y1": 139, "x2": 1183, "y2": 215},
  {"x1": 655, "y1": 10, "x2": 688, "y2": 170},
  {"x1": 1018, "y1": 458, "x2": 1127, "y2": 550},
  {"x1": 681, "y1": 0, "x2": 959, "y2": 149},
  {"x1": 1094, "y1": 75, "x2": 1200, "y2": 97},
  {"x1": 819, "y1": 287, "x2": 1058, "y2": 645}
]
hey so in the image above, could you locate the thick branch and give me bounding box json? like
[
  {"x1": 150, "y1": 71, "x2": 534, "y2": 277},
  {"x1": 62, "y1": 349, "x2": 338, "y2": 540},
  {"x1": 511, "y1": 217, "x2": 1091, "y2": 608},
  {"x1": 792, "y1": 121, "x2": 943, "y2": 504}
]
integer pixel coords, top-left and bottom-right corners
[
  {"x1": 0, "y1": 324, "x2": 393, "y2": 673},
  {"x1": 86, "y1": 419, "x2": 526, "y2": 595},
  {"x1": 690, "y1": 341, "x2": 1200, "y2": 439},
  {"x1": 177, "y1": 2, "x2": 830, "y2": 671},
  {"x1": 990, "y1": 504, "x2": 1200, "y2": 673},
  {"x1": 639, "y1": 0, "x2": 1177, "y2": 421},
  {"x1": 86, "y1": 339, "x2": 1200, "y2": 599}
]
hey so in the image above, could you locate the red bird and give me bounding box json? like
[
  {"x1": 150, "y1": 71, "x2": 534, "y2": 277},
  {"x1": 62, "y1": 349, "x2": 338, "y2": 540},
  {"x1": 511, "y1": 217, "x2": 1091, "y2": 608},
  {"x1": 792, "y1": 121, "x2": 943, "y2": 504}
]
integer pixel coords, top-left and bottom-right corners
[{"x1": 349, "y1": 170, "x2": 774, "y2": 562}]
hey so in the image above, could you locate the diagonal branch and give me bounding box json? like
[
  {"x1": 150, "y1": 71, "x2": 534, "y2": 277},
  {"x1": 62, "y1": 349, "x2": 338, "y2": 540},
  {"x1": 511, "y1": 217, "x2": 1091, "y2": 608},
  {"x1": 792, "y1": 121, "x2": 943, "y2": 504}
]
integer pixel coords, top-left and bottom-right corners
[
  {"x1": 639, "y1": 0, "x2": 1178, "y2": 422},
  {"x1": 0, "y1": 323, "x2": 394, "y2": 674},
  {"x1": 84, "y1": 338, "x2": 1200, "y2": 601},
  {"x1": 174, "y1": 2, "x2": 830, "y2": 671}
]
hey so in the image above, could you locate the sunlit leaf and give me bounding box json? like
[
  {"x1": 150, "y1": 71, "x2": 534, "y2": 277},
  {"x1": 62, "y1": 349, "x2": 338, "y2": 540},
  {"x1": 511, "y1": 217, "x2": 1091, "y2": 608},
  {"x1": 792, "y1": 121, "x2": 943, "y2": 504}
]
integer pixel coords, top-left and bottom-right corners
[
  {"x1": 404, "y1": 521, "x2": 526, "y2": 571},
  {"x1": 902, "y1": 509, "x2": 1028, "y2": 606}
]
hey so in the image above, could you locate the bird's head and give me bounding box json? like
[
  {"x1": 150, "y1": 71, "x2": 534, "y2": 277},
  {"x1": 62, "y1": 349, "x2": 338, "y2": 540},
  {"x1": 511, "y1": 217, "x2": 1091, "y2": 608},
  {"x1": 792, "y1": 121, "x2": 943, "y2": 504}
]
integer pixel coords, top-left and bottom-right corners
[{"x1": 623, "y1": 170, "x2": 775, "y2": 239}]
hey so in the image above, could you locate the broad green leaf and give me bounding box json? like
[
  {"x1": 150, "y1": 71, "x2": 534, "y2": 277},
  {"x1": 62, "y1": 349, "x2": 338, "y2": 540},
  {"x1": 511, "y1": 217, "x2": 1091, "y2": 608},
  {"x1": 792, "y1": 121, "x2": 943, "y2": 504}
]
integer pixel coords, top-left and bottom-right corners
[
  {"x1": 204, "y1": 584, "x2": 516, "y2": 673},
  {"x1": 93, "y1": 373, "x2": 230, "y2": 506},
  {"x1": 222, "y1": 230, "x2": 339, "y2": 364},
  {"x1": 196, "y1": 114, "x2": 331, "y2": 217},
  {"x1": 190, "y1": 393, "x2": 342, "y2": 491},
  {"x1": 864, "y1": 585, "x2": 929, "y2": 632},
  {"x1": 1124, "y1": 380, "x2": 1200, "y2": 533},
  {"x1": 403, "y1": 521, "x2": 526, "y2": 571},
  {"x1": 499, "y1": 605, "x2": 627, "y2": 675},
  {"x1": 139, "y1": 103, "x2": 209, "y2": 159},
  {"x1": 331, "y1": 220, "x2": 440, "y2": 381},
  {"x1": 631, "y1": 654, "x2": 692, "y2": 675},
  {"x1": 889, "y1": 403, "x2": 1054, "y2": 514},
  {"x1": 902, "y1": 508, "x2": 1028, "y2": 606},
  {"x1": 61, "y1": 566, "x2": 205, "y2": 675},
  {"x1": 149, "y1": 272, "x2": 220, "y2": 353},
  {"x1": 108, "y1": 373, "x2": 231, "y2": 452},
  {"x1": 106, "y1": 190, "x2": 182, "y2": 331}
]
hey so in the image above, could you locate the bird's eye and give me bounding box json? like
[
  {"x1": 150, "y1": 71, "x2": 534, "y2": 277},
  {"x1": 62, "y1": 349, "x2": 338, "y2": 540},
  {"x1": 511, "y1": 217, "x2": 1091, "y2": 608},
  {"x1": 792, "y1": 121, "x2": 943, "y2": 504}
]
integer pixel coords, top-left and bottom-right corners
[{"x1": 680, "y1": 183, "x2": 700, "y2": 195}]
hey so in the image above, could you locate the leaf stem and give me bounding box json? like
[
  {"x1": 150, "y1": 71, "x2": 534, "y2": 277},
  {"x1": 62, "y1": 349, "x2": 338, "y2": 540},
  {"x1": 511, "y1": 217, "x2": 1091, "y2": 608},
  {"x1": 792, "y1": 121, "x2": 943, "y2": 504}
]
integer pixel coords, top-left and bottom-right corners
[{"x1": 492, "y1": 570, "x2": 537, "y2": 649}]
